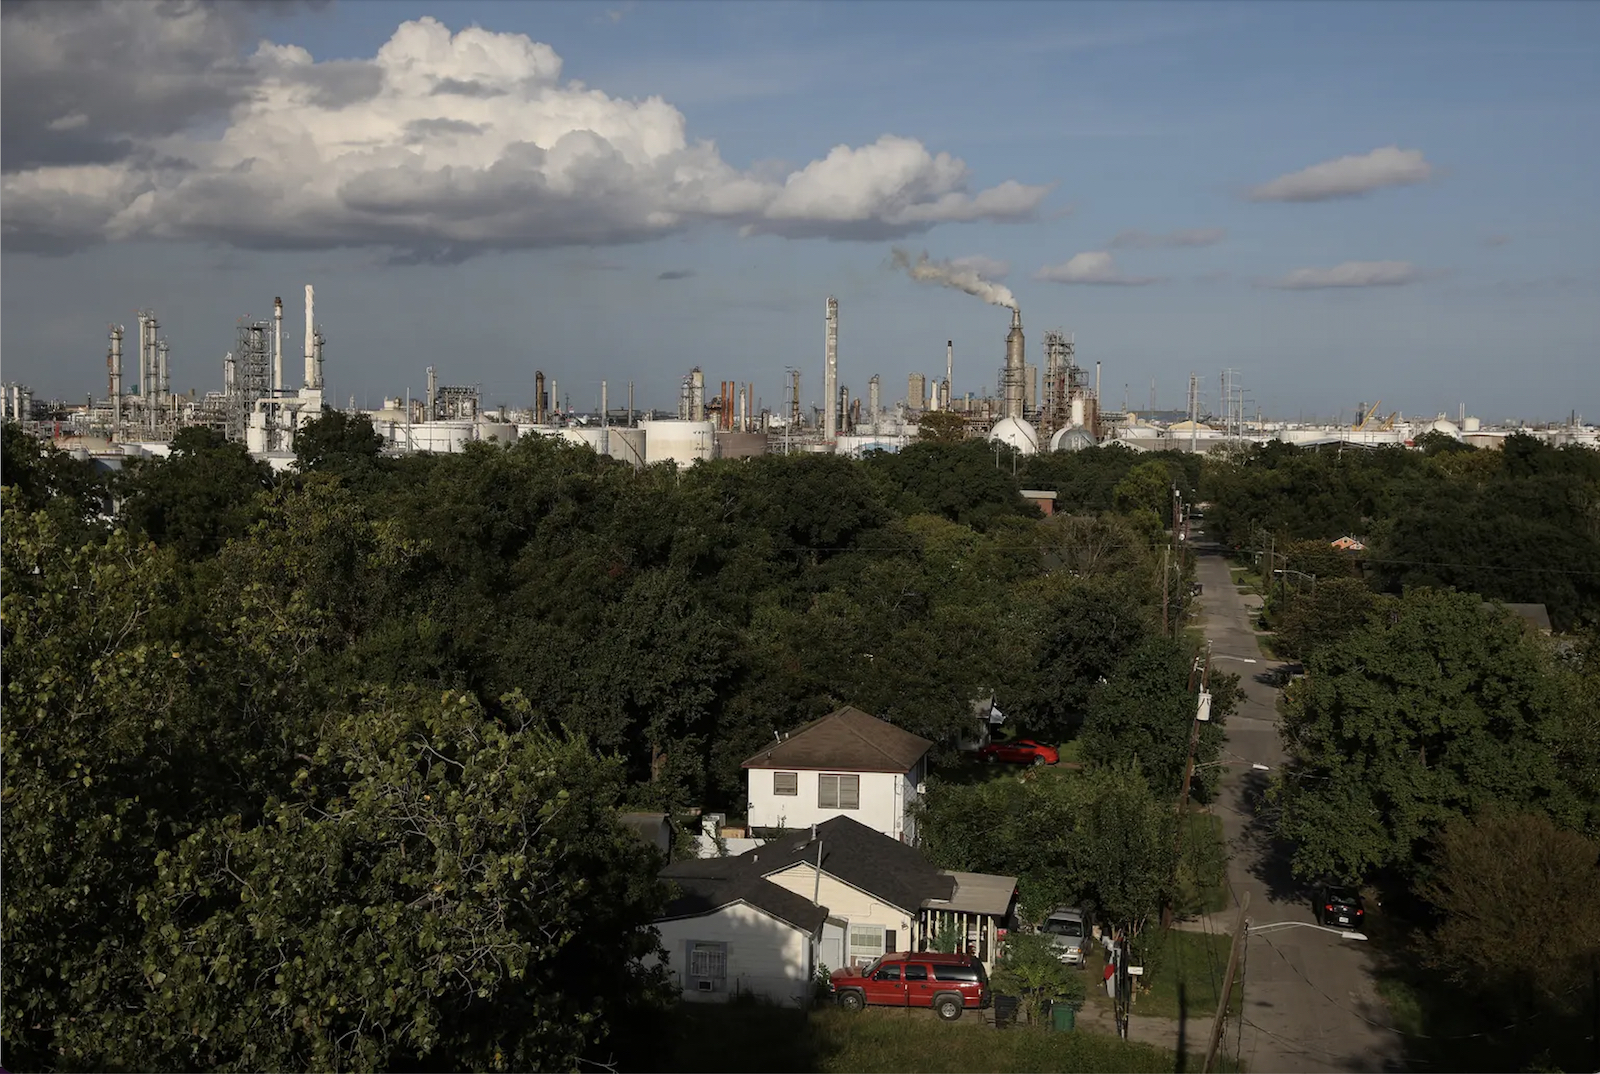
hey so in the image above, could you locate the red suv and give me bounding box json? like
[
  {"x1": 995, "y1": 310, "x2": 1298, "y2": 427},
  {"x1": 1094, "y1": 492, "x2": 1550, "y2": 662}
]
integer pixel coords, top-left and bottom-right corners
[{"x1": 830, "y1": 952, "x2": 989, "y2": 1021}]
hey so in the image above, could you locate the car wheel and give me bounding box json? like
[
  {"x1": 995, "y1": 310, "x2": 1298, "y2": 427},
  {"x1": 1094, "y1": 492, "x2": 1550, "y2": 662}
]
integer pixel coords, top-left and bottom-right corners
[
  {"x1": 839, "y1": 990, "x2": 865, "y2": 1013},
  {"x1": 936, "y1": 996, "x2": 962, "y2": 1021},
  {"x1": 1032, "y1": 755, "x2": 1047, "y2": 767}
]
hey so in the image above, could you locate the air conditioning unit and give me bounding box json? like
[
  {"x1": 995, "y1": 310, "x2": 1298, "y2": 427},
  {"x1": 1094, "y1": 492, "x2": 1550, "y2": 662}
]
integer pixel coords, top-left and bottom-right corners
[
  {"x1": 697, "y1": 980, "x2": 714, "y2": 992},
  {"x1": 916, "y1": 782, "x2": 928, "y2": 794}
]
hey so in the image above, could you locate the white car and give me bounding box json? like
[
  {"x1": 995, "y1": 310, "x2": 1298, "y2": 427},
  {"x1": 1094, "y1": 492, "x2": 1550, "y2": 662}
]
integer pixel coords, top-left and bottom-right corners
[{"x1": 1040, "y1": 907, "x2": 1091, "y2": 965}]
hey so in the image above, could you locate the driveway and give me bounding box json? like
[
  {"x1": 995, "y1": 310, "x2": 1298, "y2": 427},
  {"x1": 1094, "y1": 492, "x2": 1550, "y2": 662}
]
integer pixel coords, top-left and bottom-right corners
[{"x1": 1192, "y1": 545, "x2": 1403, "y2": 1072}]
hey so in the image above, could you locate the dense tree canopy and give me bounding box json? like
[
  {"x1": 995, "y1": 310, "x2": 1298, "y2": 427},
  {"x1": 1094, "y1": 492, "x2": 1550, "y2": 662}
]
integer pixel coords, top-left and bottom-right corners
[{"x1": 1274, "y1": 588, "x2": 1584, "y2": 882}]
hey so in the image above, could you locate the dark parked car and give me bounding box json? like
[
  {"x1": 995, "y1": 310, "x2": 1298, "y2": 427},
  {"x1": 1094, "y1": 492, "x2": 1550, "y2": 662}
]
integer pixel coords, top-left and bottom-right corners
[
  {"x1": 977, "y1": 738, "x2": 1059, "y2": 766},
  {"x1": 1316, "y1": 884, "x2": 1365, "y2": 929}
]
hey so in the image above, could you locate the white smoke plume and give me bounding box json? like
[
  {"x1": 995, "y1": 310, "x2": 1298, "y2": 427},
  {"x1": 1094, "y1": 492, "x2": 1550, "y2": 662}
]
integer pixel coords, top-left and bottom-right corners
[{"x1": 891, "y1": 248, "x2": 1017, "y2": 309}]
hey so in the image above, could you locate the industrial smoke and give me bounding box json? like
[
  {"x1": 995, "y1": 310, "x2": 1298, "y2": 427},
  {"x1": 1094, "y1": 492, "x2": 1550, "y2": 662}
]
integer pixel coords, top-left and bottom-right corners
[{"x1": 890, "y1": 248, "x2": 1016, "y2": 310}]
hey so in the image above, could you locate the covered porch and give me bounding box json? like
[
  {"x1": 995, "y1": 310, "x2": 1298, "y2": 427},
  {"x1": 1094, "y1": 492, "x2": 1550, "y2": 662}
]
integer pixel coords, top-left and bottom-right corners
[{"x1": 916, "y1": 870, "x2": 1018, "y2": 969}]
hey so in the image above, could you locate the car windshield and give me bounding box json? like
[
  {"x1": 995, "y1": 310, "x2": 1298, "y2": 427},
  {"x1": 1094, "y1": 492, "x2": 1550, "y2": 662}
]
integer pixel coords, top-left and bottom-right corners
[{"x1": 1041, "y1": 918, "x2": 1083, "y2": 938}]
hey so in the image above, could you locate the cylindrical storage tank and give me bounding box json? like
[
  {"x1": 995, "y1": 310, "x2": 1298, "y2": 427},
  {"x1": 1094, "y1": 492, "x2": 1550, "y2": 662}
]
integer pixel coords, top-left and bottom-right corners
[
  {"x1": 639, "y1": 419, "x2": 716, "y2": 466},
  {"x1": 1070, "y1": 397, "x2": 1086, "y2": 428},
  {"x1": 407, "y1": 420, "x2": 476, "y2": 453},
  {"x1": 1463, "y1": 417, "x2": 1481, "y2": 433},
  {"x1": 515, "y1": 424, "x2": 560, "y2": 440},
  {"x1": 476, "y1": 421, "x2": 518, "y2": 445},
  {"x1": 835, "y1": 434, "x2": 905, "y2": 458},
  {"x1": 608, "y1": 427, "x2": 647, "y2": 468},
  {"x1": 715, "y1": 431, "x2": 767, "y2": 459}
]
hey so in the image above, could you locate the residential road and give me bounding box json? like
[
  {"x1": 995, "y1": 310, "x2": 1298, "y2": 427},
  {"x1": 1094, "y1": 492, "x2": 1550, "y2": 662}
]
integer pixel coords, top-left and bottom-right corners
[{"x1": 1191, "y1": 543, "x2": 1404, "y2": 1072}]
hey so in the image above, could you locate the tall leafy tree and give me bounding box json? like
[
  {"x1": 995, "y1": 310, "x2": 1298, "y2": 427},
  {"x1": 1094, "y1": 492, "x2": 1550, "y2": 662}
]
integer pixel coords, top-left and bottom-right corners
[{"x1": 1274, "y1": 588, "x2": 1581, "y2": 882}]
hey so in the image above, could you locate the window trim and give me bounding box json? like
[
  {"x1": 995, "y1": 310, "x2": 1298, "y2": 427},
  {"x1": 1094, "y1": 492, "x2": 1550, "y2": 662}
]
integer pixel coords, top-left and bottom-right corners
[
  {"x1": 818, "y1": 772, "x2": 861, "y2": 811},
  {"x1": 772, "y1": 770, "x2": 798, "y2": 797},
  {"x1": 686, "y1": 940, "x2": 728, "y2": 993}
]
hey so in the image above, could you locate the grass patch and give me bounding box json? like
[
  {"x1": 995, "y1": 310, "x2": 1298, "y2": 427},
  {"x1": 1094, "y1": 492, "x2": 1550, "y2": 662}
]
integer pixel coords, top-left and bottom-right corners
[
  {"x1": 1128, "y1": 928, "x2": 1241, "y2": 1022},
  {"x1": 660, "y1": 1000, "x2": 1203, "y2": 1073},
  {"x1": 1253, "y1": 633, "x2": 1280, "y2": 660},
  {"x1": 1176, "y1": 812, "x2": 1229, "y2": 917}
]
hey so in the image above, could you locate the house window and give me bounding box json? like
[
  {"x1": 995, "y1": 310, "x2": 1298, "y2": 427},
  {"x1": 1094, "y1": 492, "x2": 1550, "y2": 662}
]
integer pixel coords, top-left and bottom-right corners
[
  {"x1": 819, "y1": 773, "x2": 860, "y2": 810},
  {"x1": 687, "y1": 941, "x2": 727, "y2": 993},
  {"x1": 773, "y1": 771, "x2": 798, "y2": 796},
  {"x1": 849, "y1": 924, "x2": 885, "y2": 968}
]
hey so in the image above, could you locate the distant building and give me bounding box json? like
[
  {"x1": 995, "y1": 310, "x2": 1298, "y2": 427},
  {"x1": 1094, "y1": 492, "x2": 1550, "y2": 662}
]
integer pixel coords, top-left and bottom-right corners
[{"x1": 1331, "y1": 536, "x2": 1366, "y2": 551}]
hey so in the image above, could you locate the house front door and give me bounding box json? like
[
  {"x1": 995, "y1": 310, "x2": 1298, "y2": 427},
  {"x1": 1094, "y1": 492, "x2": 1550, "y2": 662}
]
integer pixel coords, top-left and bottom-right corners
[{"x1": 821, "y1": 919, "x2": 845, "y2": 974}]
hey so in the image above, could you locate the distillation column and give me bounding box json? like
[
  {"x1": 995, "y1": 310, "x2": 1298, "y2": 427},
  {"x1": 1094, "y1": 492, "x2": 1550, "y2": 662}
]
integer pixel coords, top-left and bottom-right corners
[{"x1": 824, "y1": 296, "x2": 839, "y2": 440}]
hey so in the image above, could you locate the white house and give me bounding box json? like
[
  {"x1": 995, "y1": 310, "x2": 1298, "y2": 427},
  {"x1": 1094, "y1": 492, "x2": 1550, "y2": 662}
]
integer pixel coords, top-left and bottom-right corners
[
  {"x1": 650, "y1": 872, "x2": 827, "y2": 1007},
  {"x1": 661, "y1": 817, "x2": 1017, "y2": 987},
  {"x1": 742, "y1": 706, "x2": 932, "y2": 843}
]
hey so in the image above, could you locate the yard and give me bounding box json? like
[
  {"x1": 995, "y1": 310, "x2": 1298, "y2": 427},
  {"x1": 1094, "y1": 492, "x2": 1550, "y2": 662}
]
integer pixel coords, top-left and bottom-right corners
[
  {"x1": 660, "y1": 999, "x2": 1213, "y2": 1073},
  {"x1": 1086, "y1": 927, "x2": 1242, "y2": 1023}
]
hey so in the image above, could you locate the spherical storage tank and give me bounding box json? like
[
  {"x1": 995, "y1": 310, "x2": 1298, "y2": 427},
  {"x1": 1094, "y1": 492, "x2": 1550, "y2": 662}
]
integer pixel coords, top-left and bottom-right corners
[
  {"x1": 639, "y1": 419, "x2": 716, "y2": 467},
  {"x1": 1050, "y1": 427, "x2": 1097, "y2": 453},
  {"x1": 1428, "y1": 417, "x2": 1462, "y2": 440},
  {"x1": 987, "y1": 417, "x2": 1040, "y2": 456}
]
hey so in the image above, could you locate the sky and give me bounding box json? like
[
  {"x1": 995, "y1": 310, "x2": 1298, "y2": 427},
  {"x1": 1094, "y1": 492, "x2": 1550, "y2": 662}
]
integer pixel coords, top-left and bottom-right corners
[{"x1": 2, "y1": 0, "x2": 1598, "y2": 423}]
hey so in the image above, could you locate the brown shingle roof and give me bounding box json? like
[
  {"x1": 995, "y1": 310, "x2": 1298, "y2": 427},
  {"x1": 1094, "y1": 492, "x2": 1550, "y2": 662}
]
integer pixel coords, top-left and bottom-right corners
[{"x1": 740, "y1": 706, "x2": 932, "y2": 774}]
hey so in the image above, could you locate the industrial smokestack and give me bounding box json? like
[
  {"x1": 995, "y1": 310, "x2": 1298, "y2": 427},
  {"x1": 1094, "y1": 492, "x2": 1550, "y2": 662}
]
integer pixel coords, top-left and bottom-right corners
[
  {"x1": 426, "y1": 365, "x2": 437, "y2": 421},
  {"x1": 946, "y1": 340, "x2": 954, "y2": 399},
  {"x1": 891, "y1": 249, "x2": 1016, "y2": 309},
  {"x1": 303, "y1": 285, "x2": 317, "y2": 390},
  {"x1": 109, "y1": 326, "x2": 123, "y2": 435},
  {"x1": 1005, "y1": 307, "x2": 1025, "y2": 420},
  {"x1": 535, "y1": 371, "x2": 546, "y2": 423},
  {"x1": 273, "y1": 297, "x2": 283, "y2": 394},
  {"x1": 824, "y1": 297, "x2": 839, "y2": 440}
]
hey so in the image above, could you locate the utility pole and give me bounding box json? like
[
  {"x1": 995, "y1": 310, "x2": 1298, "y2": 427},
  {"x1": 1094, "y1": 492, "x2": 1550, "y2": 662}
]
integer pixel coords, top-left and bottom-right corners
[
  {"x1": 1162, "y1": 544, "x2": 1170, "y2": 636},
  {"x1": 1203, "y1": 893, "x2": 1250, "y2": 1074}
]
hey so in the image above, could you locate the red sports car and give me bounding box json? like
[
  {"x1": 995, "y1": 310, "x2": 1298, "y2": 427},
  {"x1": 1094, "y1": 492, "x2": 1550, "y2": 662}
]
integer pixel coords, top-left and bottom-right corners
[{"x1": 977, "y1": 739, "x2": 1059, "y2": 766}]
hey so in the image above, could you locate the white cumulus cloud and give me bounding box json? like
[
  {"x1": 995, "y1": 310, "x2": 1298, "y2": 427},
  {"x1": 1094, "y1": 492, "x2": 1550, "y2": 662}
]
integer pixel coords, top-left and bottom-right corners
[
  {"x1": 1262, "y1": 260, "x2": 1422, "y2": 289},
  {"x1": 1035, "y1": 251, "x2": 1160, "y2": 286},
  {"x1": 2, "y1": 11, "x2": 1050, "y2": 258},
  {"x1": 1108, "y1": 227, "x2": 1225, "y2": 249},
  {"x1": 1248, "y1": 146, "x2": 1434, "y2": 203}
]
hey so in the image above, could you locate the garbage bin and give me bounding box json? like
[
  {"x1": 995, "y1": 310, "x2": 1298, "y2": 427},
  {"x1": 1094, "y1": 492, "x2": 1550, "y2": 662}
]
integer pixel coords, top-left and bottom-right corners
[
  {"x1": 1051, "y1": 1004, "x2": 1076, "y2": 1032},
  {"x1": 993, "y1": 995, "x2": 1020, "y2": 1029}
]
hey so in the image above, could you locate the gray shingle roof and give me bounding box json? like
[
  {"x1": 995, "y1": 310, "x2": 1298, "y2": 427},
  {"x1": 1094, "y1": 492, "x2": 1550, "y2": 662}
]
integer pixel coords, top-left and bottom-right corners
[
  {"x1": 741, "y1": 706, "x2": 932, "y2": 773},
  {"x1": 657, "y1": 873, "x2": 829, "y2": 935},
  {"x1": 665, "y1": 816, "x2": 956, "y2": 915}
]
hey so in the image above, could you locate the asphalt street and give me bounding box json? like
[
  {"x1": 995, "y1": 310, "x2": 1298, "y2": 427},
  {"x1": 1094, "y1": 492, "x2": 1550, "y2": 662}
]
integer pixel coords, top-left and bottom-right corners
[{"x1": 1193, "y1": 544, "x2": 1405, "y2": 1073}]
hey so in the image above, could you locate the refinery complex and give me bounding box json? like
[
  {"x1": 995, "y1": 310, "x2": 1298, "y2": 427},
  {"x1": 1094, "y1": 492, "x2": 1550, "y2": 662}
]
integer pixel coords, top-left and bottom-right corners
[{"x1": 3, "y1": 285, "x2": 1595, "y2": 470}]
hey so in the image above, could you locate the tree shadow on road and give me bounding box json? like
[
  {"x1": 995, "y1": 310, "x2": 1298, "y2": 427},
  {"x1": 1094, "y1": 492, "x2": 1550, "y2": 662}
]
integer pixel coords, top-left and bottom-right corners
[{"x1": 1232, "y1": 766, "x2": 1312, "y2": 908}]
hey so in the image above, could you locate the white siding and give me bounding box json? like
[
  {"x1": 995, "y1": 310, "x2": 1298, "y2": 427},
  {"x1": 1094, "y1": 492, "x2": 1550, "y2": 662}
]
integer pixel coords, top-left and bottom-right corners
[
  {"x1": 650, "y1": 902, "x2": 814, "y2": 1007},
  {"x1": 748, "y1": 768, "x2": 921, "y2": 841},
  {"x1": 764, "y1": 864, "x2": 916, "y2": 968}
]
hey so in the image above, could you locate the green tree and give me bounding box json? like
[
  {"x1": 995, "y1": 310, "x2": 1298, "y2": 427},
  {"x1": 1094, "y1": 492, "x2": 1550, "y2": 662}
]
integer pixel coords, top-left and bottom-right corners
[
  {"x1": 1, "y1": 420, "x2": 111, "y2": 537},
  {"x1": 1273, "y1": 588, "x2": 1580, "y2": 882},
  {"x1": 293, "y1": 406, "x2": 386, "y2": 477},
  {"x1": 916, "y1": 410, "x2": 968, "y2": 443},
  {"x1": 1111, "y1": 459, "x2": 1174, "y2": 519},
  {"x1": 992, "y1": 932, "x2": 1087, "y2": 1026},
  {"x1": 117, "y1": 425, "x2": 274, "y2": 560},
  {"x1": 1, "y1": 489, "x2": 676, "y2": 1072},
  {"x1": 1270, "y1": 577, "x2": 1385, "y2": 661},
  {"x1": 1419, "y1": 811, "x2": 1600, "y2": 1004}
]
